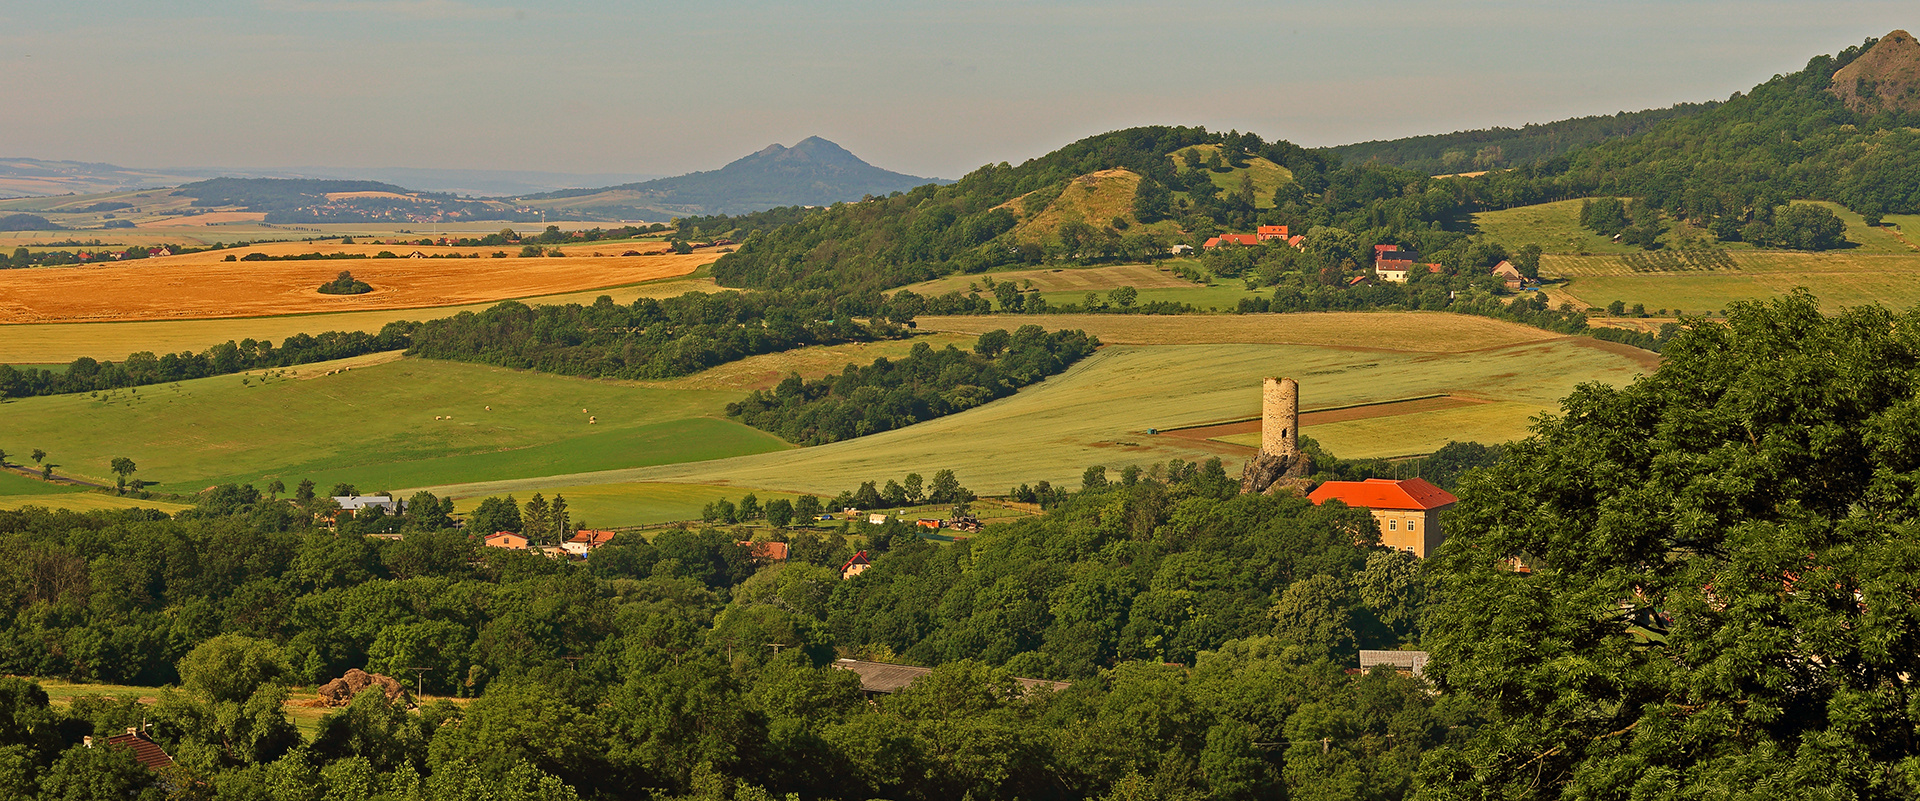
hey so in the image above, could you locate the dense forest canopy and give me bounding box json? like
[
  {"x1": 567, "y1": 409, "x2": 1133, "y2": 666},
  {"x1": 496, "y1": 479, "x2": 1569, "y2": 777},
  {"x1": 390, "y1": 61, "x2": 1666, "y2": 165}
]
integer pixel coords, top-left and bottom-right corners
[{"x1": 1323, "y1": 101, "x2": 1720, "y2": 176}]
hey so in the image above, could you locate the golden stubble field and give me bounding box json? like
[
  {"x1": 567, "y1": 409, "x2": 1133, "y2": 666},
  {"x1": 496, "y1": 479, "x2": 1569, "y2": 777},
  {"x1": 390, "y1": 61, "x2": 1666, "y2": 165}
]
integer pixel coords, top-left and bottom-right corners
[{"x1": 0, "y1": 244, "x2": 718, "y2": 324}]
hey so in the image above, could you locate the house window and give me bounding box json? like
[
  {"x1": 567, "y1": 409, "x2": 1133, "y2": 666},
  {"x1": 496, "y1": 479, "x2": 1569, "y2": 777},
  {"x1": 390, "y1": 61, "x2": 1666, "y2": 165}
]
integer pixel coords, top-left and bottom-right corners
[
  {"x1": 1408, "y1": 520, "x2": 1416, "y2": 531},
  {"x1": 1388, "y1": 520, "x2": 1397, "y2": 530}
]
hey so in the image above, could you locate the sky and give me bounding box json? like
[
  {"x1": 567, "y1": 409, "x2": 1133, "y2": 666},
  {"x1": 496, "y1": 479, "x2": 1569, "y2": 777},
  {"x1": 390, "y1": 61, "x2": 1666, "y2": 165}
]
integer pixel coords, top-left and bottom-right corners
[{"x1": 0, "y1": 1, "x2": 1910, "y2": 180}]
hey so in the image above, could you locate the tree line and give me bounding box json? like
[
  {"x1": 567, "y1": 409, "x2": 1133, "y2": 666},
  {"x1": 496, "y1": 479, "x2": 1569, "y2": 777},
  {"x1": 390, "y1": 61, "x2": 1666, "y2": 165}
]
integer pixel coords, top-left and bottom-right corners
[
  {"x1": 0, "y1": 324, "x2": 415, "y2": 400},
  {"x1": 726, "y1": 327, "x2": 1099, "y2": 444},
  {"x1": 0, "y1": 449, "x2": 1470, "y2": 800}
]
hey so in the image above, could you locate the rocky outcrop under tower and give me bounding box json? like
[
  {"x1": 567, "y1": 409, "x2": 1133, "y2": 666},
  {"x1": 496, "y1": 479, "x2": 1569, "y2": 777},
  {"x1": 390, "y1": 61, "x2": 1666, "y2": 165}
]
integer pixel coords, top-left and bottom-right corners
[{"x1": 1241, "y1": 376, "x2": 1313, "y2": 495}]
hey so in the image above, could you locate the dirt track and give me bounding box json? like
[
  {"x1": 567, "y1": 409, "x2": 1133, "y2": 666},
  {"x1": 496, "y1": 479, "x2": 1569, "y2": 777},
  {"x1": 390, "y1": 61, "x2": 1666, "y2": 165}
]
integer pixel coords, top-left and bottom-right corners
[
  {"x1": 1162, "y1": 395, "x2": 1488, "y2": 442},
  {"x1": 0, "y1": 246, "x2": 718, "y2": 324}
]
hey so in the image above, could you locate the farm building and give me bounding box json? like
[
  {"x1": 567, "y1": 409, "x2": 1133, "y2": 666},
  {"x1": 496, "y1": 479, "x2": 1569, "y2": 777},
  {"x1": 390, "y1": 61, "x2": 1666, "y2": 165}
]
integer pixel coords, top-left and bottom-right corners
[
  {"x1": 87, "y1": 727, "x2": 175, "y2": 772},
  {"x1": 915, "y1": 518, "x2": 943, "y2": 530},
  {"x1": 563, "y1": 529, "x2": 618, "y2": 555},
  {"x1": 1372, "y1": 246, "x2": 1442, "y2": 283},
  {"x1": 333, "y1": 495, "x2": 403, "y2": 513},
  {"x1": 742, "y1": 541, "x2": 791, "y2": 562},
  {"x1": 1307, "y1": 478, "x2": 1458, "y2": 557},
  {"x1": 1359, "y1": 650, "x2": 1430, "y2": 677},
  {"x1": 484, "y1": 532, "x2": 530, "y2": 551},
  {"x1": 831, "y1": 658, "x2": 1071, "y2": 699},
  {"x1": 1492, "y1": 259, "x2": 1524, "y2": 288}
]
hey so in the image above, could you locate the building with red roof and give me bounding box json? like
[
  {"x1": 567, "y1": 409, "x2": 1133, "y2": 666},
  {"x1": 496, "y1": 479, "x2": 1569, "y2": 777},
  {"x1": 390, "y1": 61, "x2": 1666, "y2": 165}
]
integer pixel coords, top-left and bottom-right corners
[
  {"x1": 1308, "y1": 477, "x2": 1458, "y2": 557},
  {"x1": 1203, "y1": 233, "x2": 1262, "y2": 248},
  {"x1": 564, "y1": 529, "x2": 618, "y2": 556},
  {"x1": 1256, "y1": 225, "x2": 1289, "y2": 241}
]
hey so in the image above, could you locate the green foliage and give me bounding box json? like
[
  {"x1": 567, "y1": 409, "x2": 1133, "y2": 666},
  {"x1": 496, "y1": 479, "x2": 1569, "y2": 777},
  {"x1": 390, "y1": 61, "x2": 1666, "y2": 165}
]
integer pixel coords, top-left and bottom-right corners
[
  {"x1": 1424, "y1": 290, "x2": 1920, "y2": 796},
  {"x1": 179, "y1": 634, "x2": 287, "y2": 704},
  {"x1": 1322, "y1": 101, "x2": 1719, "y2": 174},
  {"x1": 317, "y1": 270, "x2": 374, "y2": 296},
  {"x1": 727, "y1": 327, "x2": 1099, "y2": 444}
]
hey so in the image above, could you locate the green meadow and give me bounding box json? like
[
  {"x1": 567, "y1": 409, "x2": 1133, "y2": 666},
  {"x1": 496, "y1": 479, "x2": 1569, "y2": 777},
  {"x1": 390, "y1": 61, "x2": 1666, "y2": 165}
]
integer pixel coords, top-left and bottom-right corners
[
  {"x1": 0, "y1": 468, "x2": 86, "y2": 496},
  {"x1": 0, "y1": 356, "x2": 789, "y2": 493},
  {"x1": 421, "y1": 322, "x2": 1650, "y2": 500}
]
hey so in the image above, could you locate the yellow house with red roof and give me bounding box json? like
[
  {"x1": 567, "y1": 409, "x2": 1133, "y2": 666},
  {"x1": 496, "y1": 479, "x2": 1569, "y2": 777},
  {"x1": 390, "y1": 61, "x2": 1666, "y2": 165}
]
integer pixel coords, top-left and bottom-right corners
[{"x1": 1308, "y1": 477, "x2": 1458, "y2": 557}]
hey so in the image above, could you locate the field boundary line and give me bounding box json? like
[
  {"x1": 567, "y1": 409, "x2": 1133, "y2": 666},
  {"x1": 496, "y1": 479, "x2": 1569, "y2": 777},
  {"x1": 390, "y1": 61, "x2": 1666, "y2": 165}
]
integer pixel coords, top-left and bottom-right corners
[{"x1": 1152, "y1": 394, "x2": 1452, "y2": 433}]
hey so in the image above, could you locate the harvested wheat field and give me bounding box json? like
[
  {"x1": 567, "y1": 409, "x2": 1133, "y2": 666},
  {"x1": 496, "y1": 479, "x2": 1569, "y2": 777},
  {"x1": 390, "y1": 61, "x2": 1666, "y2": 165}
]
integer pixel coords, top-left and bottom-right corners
[
  {"x1": 0, "y1": 248, "x2": 719, "y2": 324},
  {"x1": 916, "y1": 311, "x2": 1560, "y2": 352}
]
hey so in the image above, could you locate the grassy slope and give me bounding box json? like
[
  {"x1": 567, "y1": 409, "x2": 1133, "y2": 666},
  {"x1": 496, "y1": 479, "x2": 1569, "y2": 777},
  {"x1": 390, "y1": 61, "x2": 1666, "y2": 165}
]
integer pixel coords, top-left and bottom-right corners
[
  {"x1": 0, "y1": 493, "x2": 196, "y2": 514},
  {"x1": 1170, "y1": 145, "x2": 1294, "y2": 209},
  {"x1": 0, "y1": 273, "x2": 720, "y2": 365},
  {"x1": 0, "y1": 468, "x2": 85, "y2": 496},
  {"x1": 1003, "y1": 169, "x2": 1144, "y2": 243},
  {"x1": 0, "y1": 356, "x2": 788, "y2": 493},
  {"x1": 419, "y1": 313, "x2": 1648, "y2": 498}
]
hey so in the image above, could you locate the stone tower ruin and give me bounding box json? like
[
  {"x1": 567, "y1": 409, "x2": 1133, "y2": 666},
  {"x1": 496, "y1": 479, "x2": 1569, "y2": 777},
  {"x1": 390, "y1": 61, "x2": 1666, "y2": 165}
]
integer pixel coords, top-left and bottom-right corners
[{"x1": 1240, "y1": 376, "x2": 1312, "y2": 495}]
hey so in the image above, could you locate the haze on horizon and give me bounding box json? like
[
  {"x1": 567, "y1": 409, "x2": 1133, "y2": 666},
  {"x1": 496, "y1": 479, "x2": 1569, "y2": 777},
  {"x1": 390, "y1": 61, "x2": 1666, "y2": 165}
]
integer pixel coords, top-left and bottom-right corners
[{"x1": 1, "y1": 0, "x2": 1908, "y2": 181}]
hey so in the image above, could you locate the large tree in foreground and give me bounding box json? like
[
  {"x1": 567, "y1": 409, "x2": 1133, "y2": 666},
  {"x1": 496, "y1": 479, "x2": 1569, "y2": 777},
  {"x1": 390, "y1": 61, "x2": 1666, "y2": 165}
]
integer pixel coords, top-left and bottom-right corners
[{"x1": 1420, "y1": 290, "x2": 1920, "y2": 798}]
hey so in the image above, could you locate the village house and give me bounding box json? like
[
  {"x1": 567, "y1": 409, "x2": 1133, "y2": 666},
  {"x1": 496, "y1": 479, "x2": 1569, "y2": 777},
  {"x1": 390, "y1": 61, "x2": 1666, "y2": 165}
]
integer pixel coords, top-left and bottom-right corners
[
  {"x1": 840, "y1": 550, "x2": 872, "y2": 580},
  {"x1": 484, "y1": 531, "x2": 530, "y2": 550},
  {"x1": 1307, "y1": 477, "x2": 1458, "y2": 557},
  {"x1": 1491, "y1": 259, "x2": 1525, "y2": 289},
  {"x1": 1203, "y1": 225, "x2": 1299, "y2": 250},
  {"x1": 333, "y1": 495, "x2": 403, "y2": 513},
  {"x1": 1372, "y1": 246, "x2": 1443, "y2": 283},
  {"x1": 563, "y1": 529, "x2": 617, "y2": 556},
  {"x1": 741, "y1": 541, "x2": 791, "y2": 562}
]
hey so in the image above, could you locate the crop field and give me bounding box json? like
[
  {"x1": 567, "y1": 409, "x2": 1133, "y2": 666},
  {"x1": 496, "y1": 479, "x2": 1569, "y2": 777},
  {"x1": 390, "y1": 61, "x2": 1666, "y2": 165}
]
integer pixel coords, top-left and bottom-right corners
[
  {"x1": 419, "y1": 319, "x2": 1649, "y2": 499},
  {"x1": 916, "y1": 311, "x2": 1565, "y2": 351},
  {"x1": 899, "y1": 263, "x2": 1198, "y2": 299},
  {"x1": 643, "y1": 332, "x2": 976, "y2": 392},
  {"x1": 0, "y1": 493, "x2": 196, "y2": 514},
  {"x1": 0, "y1": 244, "x2": 717, "y2": 324},
  {"x1": 0, "y1": 355, "x2": 788, "y2": 493},
  {"x1": 0, "y1": 273, "x2": 721, "y2": 365},
  {"x1": 1547, "y1": 250, "x2": 1920, "y2": 314},
  {"x1": 1210, "y1": 400, "x2": 1544, "y2": 459}
]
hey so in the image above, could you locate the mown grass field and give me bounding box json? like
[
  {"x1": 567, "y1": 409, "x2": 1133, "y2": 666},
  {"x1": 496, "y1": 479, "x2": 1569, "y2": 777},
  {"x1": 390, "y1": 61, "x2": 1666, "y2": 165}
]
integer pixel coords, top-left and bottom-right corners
[
  {"x1": 420, "y1": 314, "x2": 1649, "y2": 499},
  {"x1": 898, "y1": 263, "x2": 1197, "y2": 299},
  {"x1": 1214, "y1": 400, "x2": 1545, "y2": 459},
  {"x1": 0, "y1": 493, "x2": 196, "y2": 514},
  {"x1": 642, "y1": 332, "x2": 976, "y2": 392},
  {"x1": 0, "y1": 355, "x2": 788, "y2": 493},
  {"x1": 0, "y1": 273, "x2": 721, "y2": 365},
  {"x1": 917, "y1": 311, "x2": 1565, "y2": 350},
  {"x1": 1548, "y1": 250, "x2": 1920, "y2": 314},
  {"x1": 0, "y1": 468, "x2": 85, "y2": 496}
]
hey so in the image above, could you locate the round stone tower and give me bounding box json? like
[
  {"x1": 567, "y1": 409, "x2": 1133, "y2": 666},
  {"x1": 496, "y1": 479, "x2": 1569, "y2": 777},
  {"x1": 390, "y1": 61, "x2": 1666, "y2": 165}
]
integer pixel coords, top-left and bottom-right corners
[{"x1": 1261, "y1": 377, "x2": 1299, "y2": 457}]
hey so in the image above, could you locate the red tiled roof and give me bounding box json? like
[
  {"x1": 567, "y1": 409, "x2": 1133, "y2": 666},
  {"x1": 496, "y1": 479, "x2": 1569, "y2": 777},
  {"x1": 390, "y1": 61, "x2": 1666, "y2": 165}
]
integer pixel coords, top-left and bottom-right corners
[
  {"x1": 1309, "y1": 478, "x2": 1458, "y2": 511},
  {"x1": 105, "y1": 731, "x2": 174, "y2": 771},
  {"x1": 742, "y1": 541, "x2": 791, "y2": 560},
  {"x1": 841, "y1": 550, "x2": 870, "y2": 572},
  {"x1": 1256, "y1": 225, "x2": 1289, "y2": 239},
  {"x1": 1374, "y1": 244, "x2": 1401, "y2": 254},
  {"x1": 1346, "y1": 275, "x2": 1368, "y2": 286},
  {"x1": 569, "y1": 529, "x2": 617, "y2": 546},
  {"x1": 1204, "y1": 233, "x2": 1261, "y2": 248}
]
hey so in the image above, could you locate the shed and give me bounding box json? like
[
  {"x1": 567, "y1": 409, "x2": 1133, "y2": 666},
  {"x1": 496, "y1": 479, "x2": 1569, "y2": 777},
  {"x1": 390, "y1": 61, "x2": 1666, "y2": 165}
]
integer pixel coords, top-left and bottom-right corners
[{"x1": 1359, "y1": 649, "x2": 1430, "y2": 676}]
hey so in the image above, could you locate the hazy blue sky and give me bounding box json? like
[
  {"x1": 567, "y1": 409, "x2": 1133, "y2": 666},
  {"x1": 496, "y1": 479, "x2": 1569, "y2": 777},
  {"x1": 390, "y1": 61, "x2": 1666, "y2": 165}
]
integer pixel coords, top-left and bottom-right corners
[{"x1": 0, "y1": 1, "x2": 1909, "y2": 179}]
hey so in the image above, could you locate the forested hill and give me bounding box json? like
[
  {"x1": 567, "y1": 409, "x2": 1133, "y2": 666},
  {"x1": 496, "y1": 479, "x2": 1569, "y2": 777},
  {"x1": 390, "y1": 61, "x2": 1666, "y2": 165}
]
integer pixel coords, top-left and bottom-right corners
[
  {"x1": 710, "y1": 126, "x2": 1369, "y2": 291},
  {"x1": 526, "y1": 136, "x2": 942, "y2": 216},
  {"x1": 1321, "y1": 102, "x2": 1718, "y2": 176},
  {"x1": 1463, "y1": 32, "x2": 1920, "y2": 220}
]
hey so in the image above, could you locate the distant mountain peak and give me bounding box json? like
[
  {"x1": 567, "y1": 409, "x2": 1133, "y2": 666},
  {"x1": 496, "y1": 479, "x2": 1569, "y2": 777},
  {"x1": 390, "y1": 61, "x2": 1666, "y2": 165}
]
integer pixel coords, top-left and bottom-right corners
[{"x1": 1830, "y1": 30, "x2": 1920, "y2": 114}]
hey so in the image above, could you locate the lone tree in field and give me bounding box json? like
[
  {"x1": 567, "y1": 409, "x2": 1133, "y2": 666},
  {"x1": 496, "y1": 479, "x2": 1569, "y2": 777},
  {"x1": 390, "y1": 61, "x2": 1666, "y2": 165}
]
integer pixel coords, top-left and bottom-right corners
[
  {"x1": 317, "y1": 270, "x2": 372, "y2": 295},
  {"x1": 30, "y1": 448, "x2": 44, "y2": 465},
  {"x1": 109, "y1": 457, "x2": 136, "y2": 494},
  {"x1": 1423, "y1": 290, "x2": 1920, "y2": 796}
]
